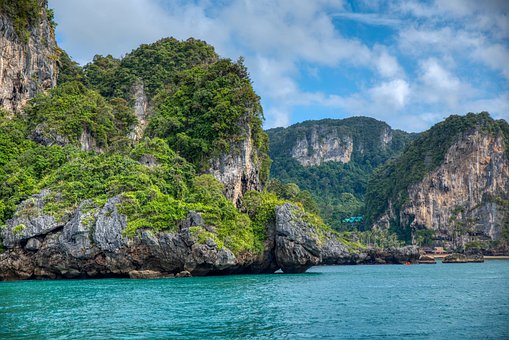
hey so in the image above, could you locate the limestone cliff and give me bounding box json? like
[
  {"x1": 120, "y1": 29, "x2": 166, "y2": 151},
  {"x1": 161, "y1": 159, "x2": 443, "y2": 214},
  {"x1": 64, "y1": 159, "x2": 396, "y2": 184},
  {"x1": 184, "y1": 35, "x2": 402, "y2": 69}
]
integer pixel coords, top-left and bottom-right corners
[
  {"x1": 128, "y1": 81, "x2": 149, "y2": 141},
  {"x1": 0, "y1": 0, "x2": 57, "y2": 112},
  {"x1": 268, "y1": 117, "x2": 409, "y2": 168},
  {"x1": 291, "y1": 126, "x2": 353, "y2": 166},
  {"x1": 369, "y1": 113, "x2": 509, "y2": 252},
  {"x1": 405, "y1": 130, "x2": 508, "y2": 249},
  {"x1": 209, "y1": 116, "x2": 266, "y2": 206}
]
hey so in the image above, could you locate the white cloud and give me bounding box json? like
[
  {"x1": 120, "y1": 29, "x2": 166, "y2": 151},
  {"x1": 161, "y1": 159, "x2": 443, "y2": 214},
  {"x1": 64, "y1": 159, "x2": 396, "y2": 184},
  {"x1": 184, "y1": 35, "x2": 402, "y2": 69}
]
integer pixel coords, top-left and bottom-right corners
[
  {"x1": 369, "y1": 79, "x2": 410, "y2": 109},
  {"x1": 472, "y1": 44, "x2": 509, "y2": 80},
  {"x1": 331, "y1": 12, "x2": 400, "y2": 26},
  {"x1": 374, "y1": 47, "x2": 404, "y2": 78},
  {"x1": 417, "y1": 58, "x2": 465, "y2": 107},
  {"x1": 265, "y1": 107, "x2": 291, "y2": 128}
]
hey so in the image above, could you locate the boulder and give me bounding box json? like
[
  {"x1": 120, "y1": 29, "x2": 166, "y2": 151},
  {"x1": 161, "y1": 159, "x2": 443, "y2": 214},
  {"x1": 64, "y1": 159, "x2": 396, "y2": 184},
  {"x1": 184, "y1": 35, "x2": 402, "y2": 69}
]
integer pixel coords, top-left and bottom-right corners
[
  {"x1": 176, "y1": 270, "x2": 192, "y2": 278},
  {"x1": 320, "y1": 233, "x2": 355, "y2": 265},
  {"x1": 128, "y1": 270, "x2": 171, "y2": 279},
  {"x1": 418, "y1": 255, "x2": 436, "y2": 264},
  {"x1": 93, "y1": 196, "x2": 129, "y2": 252},
  {"x1": 25, "y1": 238, "x2": 42, "y2": 251}
]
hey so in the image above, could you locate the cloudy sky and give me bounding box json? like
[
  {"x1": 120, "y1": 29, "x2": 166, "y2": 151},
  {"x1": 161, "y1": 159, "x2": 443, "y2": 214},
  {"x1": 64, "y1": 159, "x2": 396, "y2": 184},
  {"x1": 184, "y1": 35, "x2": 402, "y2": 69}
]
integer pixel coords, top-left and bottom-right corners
[{"x1": 49, "y1": 0, "x2": 508, "y2": 132}]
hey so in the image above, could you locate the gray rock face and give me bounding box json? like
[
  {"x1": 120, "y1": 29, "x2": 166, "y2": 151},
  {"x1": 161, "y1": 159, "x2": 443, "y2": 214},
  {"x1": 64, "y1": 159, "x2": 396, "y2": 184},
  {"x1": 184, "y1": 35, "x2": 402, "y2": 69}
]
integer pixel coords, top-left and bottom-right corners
[
  {"x1": 128, "y1": 81, "x2": 149, "y2": 141},
  {"x1": 274, "y1": 204, "x2": 321, "y2": 273},
  {"x1": 1, "y1": 192, "x2": 335, "y2": 280},
  {"x1": 93, "y1": 196, "x2": 129, "y2": 252},
  {"x1": 30, "y1": 123, "x2": 70, "y2": 146},
  {"x1": 25, "y1": 238, "x2": 42, "y2": 251},
  {"x1": 0, "y1": 0, "x2": 57, "y2": 113},
  {"x1": 209, "y1": 115, "x2": 264, "y2": 206},
  {"x1": 443, "y1": 253, "x2": 484, "y2": 263},
  {"x1": 0, "y1": 192, "x2": 428, "y2": 281},
  {"x1": 321, "y1": 237, "x2": 420, "y2": 265},
  {"x1": 320, "y1": 233, "x2": 357, "y2": 265},
  {"x1": 60, "y1": 200, "x2": 96, "y2": 258},
  {"x1": 1, "y1": 190, "x2": 61, "y2": 248}
]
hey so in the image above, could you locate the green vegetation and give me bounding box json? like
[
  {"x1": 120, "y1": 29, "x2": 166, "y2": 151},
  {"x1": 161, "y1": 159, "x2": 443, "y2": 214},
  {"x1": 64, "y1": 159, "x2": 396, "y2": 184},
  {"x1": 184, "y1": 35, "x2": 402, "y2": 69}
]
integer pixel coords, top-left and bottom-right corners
[
  {"x1": 414, "y1": 229, "x2": 435, "y2": 247},
  {"x1": 25, "y1": 81, "x2": 137, "y2": 151},
  {"x1": 57, "y1": 50, "x2": 84, "y2": 85},
  {"x1": 365, "y1": 112, "x2": 509, "y2": 239},
  {"x1": 0, "y1": 0, "x2": 42, "y2": 43},
  {"x1": 83, "y1": 38, "x2": 217, "y2": 100},
  {"x1": 147, "y1": 58, "x2": 267, "y2": 172},
  {"x1": 267, "y1": 117, "x2": 414, "y2": 230},
  {"x1": 356, "y1": 228, "x2": 403, "y2": 249},
  {"x1": 76, "y1": 38, "x2": 270, "y2": 176},
  {"x1": 12, "y1": 223, "x2": 27, "y2": 235}
]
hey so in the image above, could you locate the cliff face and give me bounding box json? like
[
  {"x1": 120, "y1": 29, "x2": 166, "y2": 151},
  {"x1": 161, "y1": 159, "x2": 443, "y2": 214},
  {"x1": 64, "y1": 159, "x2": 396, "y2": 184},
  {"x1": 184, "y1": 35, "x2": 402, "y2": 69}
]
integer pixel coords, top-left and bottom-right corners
[
  {"x1": 0, "y1": 0, "x2": 57, "y2": 113},
  {"x1": 403, "y1": 130, "x2": 509, "y2": 246},
  {"x1": 370, "y1": 113, "x2": 509, "y2": 251},
  {"x1": 268, "y1": 118, "x2": 406, "y2": 168},
  {"x1": 291, "y1": 126, "x2": 353, "y2": 166},
  {"x1": 209, "y1": 119, "x2": 265, "y2": 206},
  {"x1": 128, "y1": 81, "x2": 149, "y2": 141}
]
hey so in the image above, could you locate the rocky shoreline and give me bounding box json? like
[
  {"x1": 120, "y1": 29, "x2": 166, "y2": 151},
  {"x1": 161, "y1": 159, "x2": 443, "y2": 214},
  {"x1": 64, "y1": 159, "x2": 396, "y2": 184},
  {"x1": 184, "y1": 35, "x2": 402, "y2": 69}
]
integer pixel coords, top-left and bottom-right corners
[{"x1": 0, "y1": 195, "x2": 423, "y2": 281}]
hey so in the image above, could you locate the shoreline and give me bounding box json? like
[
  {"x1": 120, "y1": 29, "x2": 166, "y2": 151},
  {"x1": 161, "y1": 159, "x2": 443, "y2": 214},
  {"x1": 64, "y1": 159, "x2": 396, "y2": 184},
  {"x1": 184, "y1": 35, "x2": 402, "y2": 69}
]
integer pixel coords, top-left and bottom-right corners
[{"x1": 426, "y1": 254, "x2": 509, "y2": 260}]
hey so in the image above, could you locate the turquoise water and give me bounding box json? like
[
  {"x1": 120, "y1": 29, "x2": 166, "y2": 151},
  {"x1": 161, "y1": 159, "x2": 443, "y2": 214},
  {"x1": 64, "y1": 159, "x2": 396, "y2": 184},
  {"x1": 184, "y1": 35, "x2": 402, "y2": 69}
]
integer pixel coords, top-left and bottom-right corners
[{"x1": 1, "y1": 261, "x2": 509, "y2": 339}]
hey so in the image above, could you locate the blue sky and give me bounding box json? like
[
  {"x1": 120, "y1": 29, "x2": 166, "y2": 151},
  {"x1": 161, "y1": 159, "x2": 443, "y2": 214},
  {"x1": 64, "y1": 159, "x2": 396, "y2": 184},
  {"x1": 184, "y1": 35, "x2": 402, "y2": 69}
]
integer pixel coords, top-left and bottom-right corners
[{"x1": 49, "y1": 0, "x2": 508, "y2": 132}]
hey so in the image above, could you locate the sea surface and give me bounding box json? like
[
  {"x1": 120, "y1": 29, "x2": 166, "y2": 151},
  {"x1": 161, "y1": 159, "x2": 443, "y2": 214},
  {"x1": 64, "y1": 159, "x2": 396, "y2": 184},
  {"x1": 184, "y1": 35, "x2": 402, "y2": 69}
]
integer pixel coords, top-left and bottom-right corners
[{"x1": 1, "y1": 260, "x2": 508, "y2": 339}]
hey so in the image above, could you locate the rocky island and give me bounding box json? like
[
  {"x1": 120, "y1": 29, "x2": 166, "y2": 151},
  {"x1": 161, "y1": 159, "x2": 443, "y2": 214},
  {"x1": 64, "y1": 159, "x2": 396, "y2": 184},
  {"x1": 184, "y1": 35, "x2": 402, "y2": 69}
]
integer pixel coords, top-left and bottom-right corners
[{"x1": 0, "y1": 1, "x2": 507, "y2": 281}]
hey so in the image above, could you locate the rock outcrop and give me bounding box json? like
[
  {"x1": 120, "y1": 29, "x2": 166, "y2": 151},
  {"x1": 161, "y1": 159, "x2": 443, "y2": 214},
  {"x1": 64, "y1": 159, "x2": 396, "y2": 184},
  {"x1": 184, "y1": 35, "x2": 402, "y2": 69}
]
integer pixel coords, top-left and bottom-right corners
[
  {"x1": 443, "y1": 253, "x2": 484, "y2": 263},
  {"x1": 0, "y1": 196, "x2": 323, "y2": 280},
  {"x1": 0, "y1": 0, "x2": 57, "y2": 113},
  {"x1": 321, "y1": 242, "x2": 420, "y2": 265},
  {"x1": 418, "y1": 255, "x2": 436, "y2": 264},
  {"x1": 128, "y1": 81, "x2": 149, "y2": 141}
]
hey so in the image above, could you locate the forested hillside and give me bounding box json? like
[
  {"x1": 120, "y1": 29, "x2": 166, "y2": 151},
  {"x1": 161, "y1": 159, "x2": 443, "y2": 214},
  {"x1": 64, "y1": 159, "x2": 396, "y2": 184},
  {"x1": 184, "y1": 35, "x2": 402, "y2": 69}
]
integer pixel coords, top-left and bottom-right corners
[{"x1": 267, "y1": 117, "x2": 415, "y2": 229}]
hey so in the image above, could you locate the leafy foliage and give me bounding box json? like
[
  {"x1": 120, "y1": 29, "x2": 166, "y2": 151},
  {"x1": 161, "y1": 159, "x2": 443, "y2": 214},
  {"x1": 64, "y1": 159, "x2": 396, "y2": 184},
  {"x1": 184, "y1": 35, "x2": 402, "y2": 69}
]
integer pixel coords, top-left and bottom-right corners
[
  {"x1": 148, "y1": 58, "x2": 266, "y2": 171},
  {"x1": 81, "y1": 38, "x2": 269, "y2": 177},
  {"x1": 25, "y1": 81, "x2": 137, "y2": 150},
  {"x1": 0, "y1": 34, "x2": 310, "y2": 256},
  {"x1": 57, "y1": 50, "x2": 84, "y2": 85},
  {"x1": 83, "y1": 38, "x2": 217, "y2": 100}
]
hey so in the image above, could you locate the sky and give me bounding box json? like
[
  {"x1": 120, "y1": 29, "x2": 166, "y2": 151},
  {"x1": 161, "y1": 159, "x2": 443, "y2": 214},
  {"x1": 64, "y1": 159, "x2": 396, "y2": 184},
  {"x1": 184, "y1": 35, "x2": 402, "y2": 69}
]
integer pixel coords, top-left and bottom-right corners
[{"x1": 48, "y1": 0, "x2": 509, "y2": 132}]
